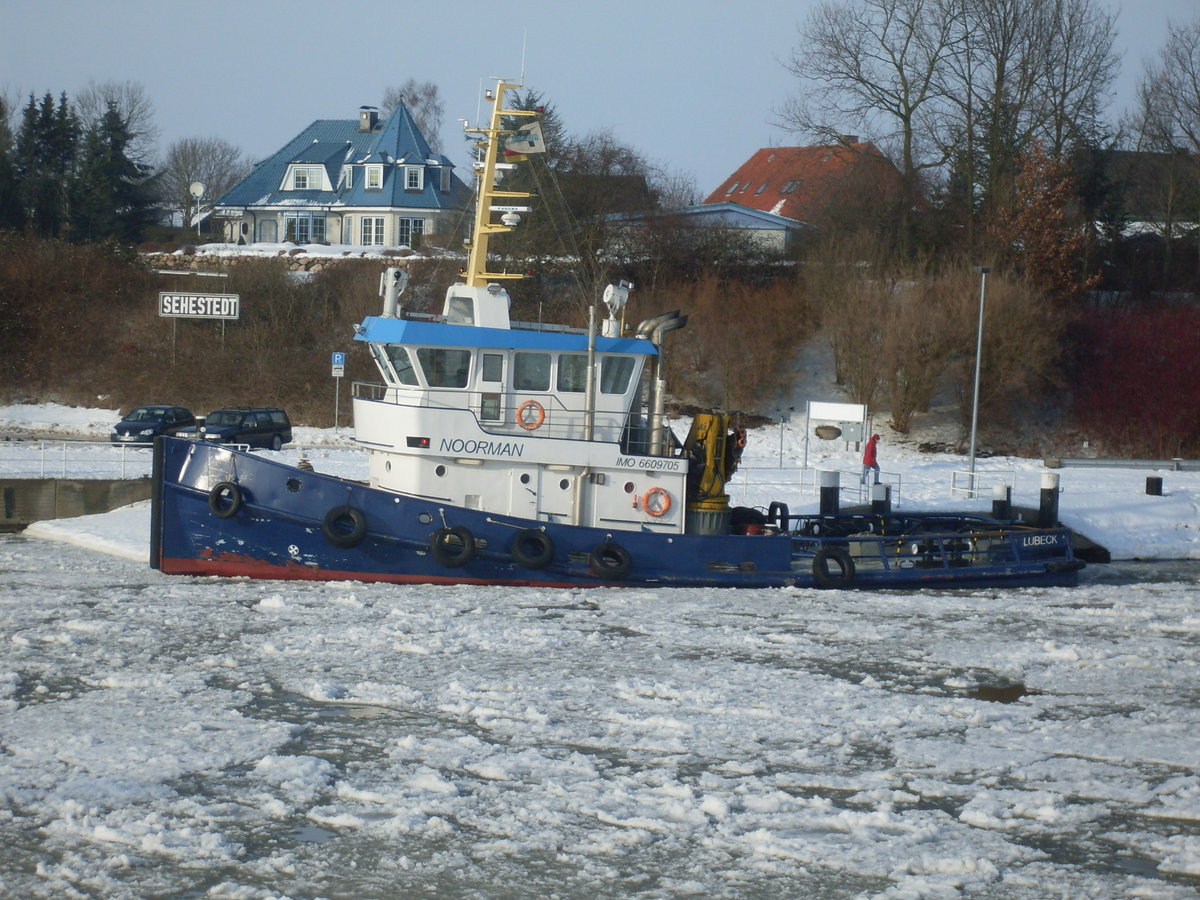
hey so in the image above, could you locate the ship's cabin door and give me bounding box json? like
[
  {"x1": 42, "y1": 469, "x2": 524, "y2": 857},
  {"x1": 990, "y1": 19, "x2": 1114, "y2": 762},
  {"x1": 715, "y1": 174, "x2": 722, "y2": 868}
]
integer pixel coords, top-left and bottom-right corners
[{"x1": 478, "y1": 351, "x2": 506, "y2": 425}]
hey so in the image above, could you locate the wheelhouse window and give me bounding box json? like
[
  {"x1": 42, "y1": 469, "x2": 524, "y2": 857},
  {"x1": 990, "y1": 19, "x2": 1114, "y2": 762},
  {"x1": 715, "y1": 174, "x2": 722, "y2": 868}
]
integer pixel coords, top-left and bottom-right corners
[
  {"x1": 600, "y1": 356, "x2": 636, "y2": 394},
  {"x1": 405, "y1": 166, "x2": 424, "y2": 191},
  {"x1": 366, "y1": 165, "x2": 383, "y2": 190},
  {"x1": 384, "y1": 346, "x2": 419, "y2": 385},
  {"x1": 513, "y1": 352, "x2": 551, "y2": 391},
  {"x1": 361, "y1": 216, "x2": 385, "y2": 245},
  {"x1": 481, "y1": 353, "x2": 504, "y2": 382},
  {"x1": 396, "y1": 217, "x2": 425, "y2": 248},
  {"x1": 557, "y1": 354, "x2": 587, "y2": 392},
  {"x1": 416, "y1": 347, "x2": 471, "y2": 388}
]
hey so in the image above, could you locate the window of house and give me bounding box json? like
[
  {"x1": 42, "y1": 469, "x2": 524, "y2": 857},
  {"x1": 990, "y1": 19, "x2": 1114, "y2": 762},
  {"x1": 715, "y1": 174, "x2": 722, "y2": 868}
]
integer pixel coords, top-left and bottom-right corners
[
  {"x1": 439, "y1": 168, "x2": 450, "y2": 192},
  {"x1": 366, "y1": 165, "x2": 383, "y2": 190},
  {"x1": 284, "y1": 214, "x2": 325, "y2": 243},
  {"x1": 781, "y1": 180, "x2": 800, "y2": 194},
  {"x1": 291, "y1": 166, "x2": 321, "y2": 190},
  {"x1": 339, "y1": 166, "x2": 353, "y2": 189},
  {"x1": 396, "y1": 217, "x2": 425, "y2": 248},
  {"x1": 405, "y1": 166, "x2": 423, "y2": 191},
  {"x1": 557, "y1": 354, "x2": 587, "y2": 392},
  {"x1": 513, "y1": 352, "x2": 551, "y2": 391},
  {"x1": 416, "y1": 347, "x2": 471, "y2": 388},
  {"x1": 361, "y1": 216, "x2": 385, "y2": 245},
  {"x1": 725, "y1": 182, "x2": 739, "y2": 195},
  {"x1": 755, "y1": 182, "x2": 768, "y2": 195},
  {"x1": 600, "y1": 356, "x2": 636, "y2": 394}
]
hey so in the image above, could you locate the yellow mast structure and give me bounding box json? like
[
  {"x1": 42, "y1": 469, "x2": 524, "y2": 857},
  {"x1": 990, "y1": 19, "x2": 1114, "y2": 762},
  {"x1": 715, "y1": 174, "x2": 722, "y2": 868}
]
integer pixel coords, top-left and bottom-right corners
[{"x1": 462, "y1": 80, "x2": 540, "y2": 288}]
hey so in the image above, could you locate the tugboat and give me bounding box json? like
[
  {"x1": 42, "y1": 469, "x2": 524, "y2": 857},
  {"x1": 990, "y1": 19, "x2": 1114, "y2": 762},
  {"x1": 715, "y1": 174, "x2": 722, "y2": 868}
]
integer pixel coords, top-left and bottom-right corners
[{"x1": 151, "y1": 78, "x2": 1084, "y2": 589}]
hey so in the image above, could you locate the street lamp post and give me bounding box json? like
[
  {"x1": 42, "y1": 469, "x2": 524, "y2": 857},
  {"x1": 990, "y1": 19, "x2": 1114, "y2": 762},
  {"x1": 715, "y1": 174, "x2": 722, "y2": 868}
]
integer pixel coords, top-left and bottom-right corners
[{"x1": 968, "y1": 266, "x2": 990, "y2": 495}]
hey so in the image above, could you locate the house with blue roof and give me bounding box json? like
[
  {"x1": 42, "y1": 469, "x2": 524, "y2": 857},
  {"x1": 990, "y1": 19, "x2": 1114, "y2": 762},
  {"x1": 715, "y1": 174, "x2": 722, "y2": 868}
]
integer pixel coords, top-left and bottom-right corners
[{"x1": 214, "y1": 104, "x2": 471, "y2": 248}]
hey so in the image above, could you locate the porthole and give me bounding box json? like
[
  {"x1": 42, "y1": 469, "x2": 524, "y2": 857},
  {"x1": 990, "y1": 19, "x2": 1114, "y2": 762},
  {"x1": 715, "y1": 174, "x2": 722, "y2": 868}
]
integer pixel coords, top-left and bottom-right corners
[
  {"x1": 559, "y1": 479, "x2": 570, "y2": 490},
  {"x1": 286, "y1": 478, "x2": 302, "y2": 493},
  {"x1": 435, "y1": 465, "x2": 447, "y2": 477},
  {"x1": 418, "y1": 512, "x2": 434, "y2": 524},
  {"x1": 385, "y1": 461, "x2": 392, "y2": 472},
  {"x1": 520, "y1": 473, "x2": 531, "y2": 485},
  {"x1": 624, "y1": 482, "x2": 635, "y2": 493}
]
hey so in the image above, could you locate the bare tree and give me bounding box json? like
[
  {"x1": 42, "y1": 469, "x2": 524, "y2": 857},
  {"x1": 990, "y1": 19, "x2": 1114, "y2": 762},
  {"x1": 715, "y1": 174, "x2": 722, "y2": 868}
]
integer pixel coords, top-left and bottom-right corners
[
  {"x1": 74, "y1": 79, "x2": 158, "y2": 165},
  {"x1": 158, "y1": 137, "x2": 252, "y2": 238},
  {"x1": 1133, "y1": 18, "x2": 1200, "y2": 156},
  {"x1": 380, "y1": 79, "x2": 445, "y2": 152},
  {"x1": 780, "y1": 0, "x2": 964, "y2": 204}
]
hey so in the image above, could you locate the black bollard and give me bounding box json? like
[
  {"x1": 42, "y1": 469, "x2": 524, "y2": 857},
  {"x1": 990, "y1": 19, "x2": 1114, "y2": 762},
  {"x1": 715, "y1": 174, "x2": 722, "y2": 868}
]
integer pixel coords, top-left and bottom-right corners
[
  {"x1": 819, "y1": 469, "x2": 840, "y2": 516},
  {"x1": 1146, "y1": 476, "x2": 1163, "y2": 496},
  {"x1": 992, "y1": 484, "x2": 1012, "y2": 520},
  {"x1": 1038, "y1": 472, "x2": 1060, "y2": 527}
]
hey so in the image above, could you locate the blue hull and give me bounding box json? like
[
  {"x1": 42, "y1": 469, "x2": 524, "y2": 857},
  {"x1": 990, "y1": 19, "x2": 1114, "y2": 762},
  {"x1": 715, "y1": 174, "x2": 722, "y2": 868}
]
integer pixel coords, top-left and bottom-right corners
[{"x1": 151, "y1": 438, "x2": 1083, "y2": 590}]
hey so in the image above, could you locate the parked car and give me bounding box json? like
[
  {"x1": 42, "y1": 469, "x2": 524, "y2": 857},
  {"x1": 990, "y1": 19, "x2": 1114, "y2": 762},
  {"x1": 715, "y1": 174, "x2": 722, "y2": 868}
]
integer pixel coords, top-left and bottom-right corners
[
  {"x1": 201, "y1": 407, "x2": 292, "y2": 450},
  {"x1": 110, "y1": 405, "x2": 196, "y2": 444}
]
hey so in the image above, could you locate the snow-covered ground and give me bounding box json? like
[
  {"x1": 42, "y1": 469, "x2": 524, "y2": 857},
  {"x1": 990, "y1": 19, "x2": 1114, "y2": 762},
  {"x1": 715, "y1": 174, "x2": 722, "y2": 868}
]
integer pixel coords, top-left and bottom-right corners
[{"x1": 2, "y1": 402, "x2": 1199, "y2": 899}]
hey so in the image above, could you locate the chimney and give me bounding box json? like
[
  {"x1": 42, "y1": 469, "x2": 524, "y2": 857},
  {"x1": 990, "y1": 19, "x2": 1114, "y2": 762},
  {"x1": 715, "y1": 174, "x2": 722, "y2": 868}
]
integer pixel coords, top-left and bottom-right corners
[{"x1": 359, "y1": 106, "x2": 380, "y2": 132}]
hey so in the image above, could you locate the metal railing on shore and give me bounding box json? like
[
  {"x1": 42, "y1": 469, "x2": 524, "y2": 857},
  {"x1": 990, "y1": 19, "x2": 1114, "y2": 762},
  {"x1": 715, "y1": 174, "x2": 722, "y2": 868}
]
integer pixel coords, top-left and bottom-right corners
[
  {"x1": 730, "y1": 465, "x2": 904, "y2": 507},
  {"x1": 0, "y1": 440, "x2": 244, "y2": 479}
]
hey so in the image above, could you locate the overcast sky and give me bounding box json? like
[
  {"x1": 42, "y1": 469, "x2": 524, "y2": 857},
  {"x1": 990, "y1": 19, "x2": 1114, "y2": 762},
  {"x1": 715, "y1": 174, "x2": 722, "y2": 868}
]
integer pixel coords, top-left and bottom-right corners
[{"x1": 3, "y1": 0, "x2": 1198, "y2": 196}]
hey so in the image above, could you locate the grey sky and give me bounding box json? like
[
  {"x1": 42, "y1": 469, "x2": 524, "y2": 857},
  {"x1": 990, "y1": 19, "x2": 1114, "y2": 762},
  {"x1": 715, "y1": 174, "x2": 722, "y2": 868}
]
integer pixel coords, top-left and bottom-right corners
[{"x1": 3, "y1": 0, "x2": 1197, "y2": 195}]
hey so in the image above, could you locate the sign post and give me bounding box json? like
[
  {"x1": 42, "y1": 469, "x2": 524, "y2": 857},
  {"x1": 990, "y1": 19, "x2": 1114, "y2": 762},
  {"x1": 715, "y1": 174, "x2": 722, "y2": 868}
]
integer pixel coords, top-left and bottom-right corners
[
  {"x1": 331, "y1": 351, "x2": 346, "y2": 431},
  {"x1": 157, "y1": 289, "x2": 240, "y2": 362}
]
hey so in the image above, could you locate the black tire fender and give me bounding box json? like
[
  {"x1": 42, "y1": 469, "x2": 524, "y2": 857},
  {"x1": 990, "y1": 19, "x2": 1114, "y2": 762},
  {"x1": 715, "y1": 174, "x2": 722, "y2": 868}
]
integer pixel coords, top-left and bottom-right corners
[
  {"x1": 431, "y1": 525, "x2": 475, "y2": 568},
  {"x1": 323, "y1": 506, "x2": 367, "y2": 548},
  {"x1": 812, "y1": 546, "x2": 856, "y2": 589},
  {"x1": 588, "y1": 541, "x2": 633, "y2": 580},
  {"x1": 208, "y1": 481, "x2": 243, "y2": 519},
  {"x1": 511, "y1": 528, "x2": 555, "y2": 569}
]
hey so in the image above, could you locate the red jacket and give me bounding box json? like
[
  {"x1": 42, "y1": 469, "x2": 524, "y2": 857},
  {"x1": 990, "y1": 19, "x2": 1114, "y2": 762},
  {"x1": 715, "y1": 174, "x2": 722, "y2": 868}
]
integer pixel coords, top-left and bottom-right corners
[{"x1": 863, "y1": 435, "x2": 879, "y2": 466}]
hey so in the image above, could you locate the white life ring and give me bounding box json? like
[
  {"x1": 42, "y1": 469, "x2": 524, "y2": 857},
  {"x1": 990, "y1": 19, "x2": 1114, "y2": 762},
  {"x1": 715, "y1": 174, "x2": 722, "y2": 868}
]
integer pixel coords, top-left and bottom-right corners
[
  {"x1": 643, "y1": 486, "x2": 672, "y2": 517},
  {"x1": 516, "y1": 399, "x2": 546, "y2": 430}
]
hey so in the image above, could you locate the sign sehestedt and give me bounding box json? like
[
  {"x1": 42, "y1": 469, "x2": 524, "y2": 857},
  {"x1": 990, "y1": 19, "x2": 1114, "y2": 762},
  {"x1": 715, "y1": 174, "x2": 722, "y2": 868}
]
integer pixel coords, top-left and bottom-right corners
[{"x1": 158, "y1": 292, "x2": 241, "y2": 320}]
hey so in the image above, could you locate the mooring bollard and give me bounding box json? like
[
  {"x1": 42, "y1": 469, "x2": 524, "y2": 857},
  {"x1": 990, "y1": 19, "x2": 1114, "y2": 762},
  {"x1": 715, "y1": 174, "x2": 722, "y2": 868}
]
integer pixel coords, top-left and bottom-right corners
[
  {"x1": 819, "y1": 469, "x2": 840, "y2": 516},
  {"x1": 1146, "y1": 476, "x2": 1163, "y2": 496},
  {"x1": 1038, "y1": 472, "x2": 1060, "y2": 527},
  {"x1": 992, "y1": 484, "x2": 1012, "y2": 520},
  {"x1": 871, "y1": 483, "x2": 891, "y2": 515}
]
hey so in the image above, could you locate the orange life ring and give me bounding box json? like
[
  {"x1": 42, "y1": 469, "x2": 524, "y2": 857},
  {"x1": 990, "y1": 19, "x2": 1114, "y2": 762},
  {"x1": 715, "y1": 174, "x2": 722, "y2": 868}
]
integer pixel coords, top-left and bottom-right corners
[
  {"x1": 642, "y1": 486, "x2": 672, "y2": 517},
  {"x1": 516, "y1": 399, "x2": 545, "y2": 430}
]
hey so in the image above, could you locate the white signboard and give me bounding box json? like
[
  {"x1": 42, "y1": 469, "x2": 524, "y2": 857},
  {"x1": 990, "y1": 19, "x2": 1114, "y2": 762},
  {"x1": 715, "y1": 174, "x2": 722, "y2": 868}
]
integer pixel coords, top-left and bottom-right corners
[{"x1": 158, "y1": 292, "x2": 241, "y2": 320}]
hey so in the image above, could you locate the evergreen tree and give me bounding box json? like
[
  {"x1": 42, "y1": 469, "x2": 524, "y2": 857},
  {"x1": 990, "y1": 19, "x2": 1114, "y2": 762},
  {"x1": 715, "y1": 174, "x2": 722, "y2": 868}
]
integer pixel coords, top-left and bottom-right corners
[
  {"x1": 70, "y1": 101, "x2": 159, "y2": 243},
  {"x1": 15, "y1": 92, "x2": 79, "y2": 236},
  {"x1": 0, "y1": 97, "x2": 23, "y2": 229}
]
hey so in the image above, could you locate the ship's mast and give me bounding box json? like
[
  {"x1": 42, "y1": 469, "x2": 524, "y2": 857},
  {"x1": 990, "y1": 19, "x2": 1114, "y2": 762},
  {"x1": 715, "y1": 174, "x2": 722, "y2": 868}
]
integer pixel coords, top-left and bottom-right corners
[{"x1": 463, "y1": 80, "x2": 539, "y2": 287}]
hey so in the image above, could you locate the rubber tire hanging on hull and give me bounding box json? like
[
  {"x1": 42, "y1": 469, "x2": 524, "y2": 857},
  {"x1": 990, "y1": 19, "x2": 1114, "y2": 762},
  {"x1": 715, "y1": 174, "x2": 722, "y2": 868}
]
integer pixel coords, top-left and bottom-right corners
[
  {"x1": 812, "y1": 546, "x2": 855, "y2": 589},
  {"x1": 208, "y1": 481, "x2": 243, "y2": 519},
  {"x1": 431, "y1": 525, "x2": 475, "y2": 568},
  {"x1": 511, "y1": 528, "x2": 555, "y2": 569},
  {"x1": 322, "y1": 506, "x2": 367, "y2": 548},
  {"x1": 588, "y1": 541, "x2": 633, "y2": 580}
]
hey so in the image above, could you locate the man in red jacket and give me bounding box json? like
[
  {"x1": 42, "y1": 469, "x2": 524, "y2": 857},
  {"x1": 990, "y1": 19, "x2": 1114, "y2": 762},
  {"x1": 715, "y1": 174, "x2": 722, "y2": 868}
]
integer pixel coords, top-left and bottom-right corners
[{"x1": 861, "y1": 433, "x2": 881, "y2": 485}]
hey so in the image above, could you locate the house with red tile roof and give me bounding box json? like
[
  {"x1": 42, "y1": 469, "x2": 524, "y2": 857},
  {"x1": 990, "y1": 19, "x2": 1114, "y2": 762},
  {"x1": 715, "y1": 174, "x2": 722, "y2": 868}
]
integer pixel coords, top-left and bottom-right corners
[{"x1": 703, "y1": 140, "x2": 907, "y2": 229}]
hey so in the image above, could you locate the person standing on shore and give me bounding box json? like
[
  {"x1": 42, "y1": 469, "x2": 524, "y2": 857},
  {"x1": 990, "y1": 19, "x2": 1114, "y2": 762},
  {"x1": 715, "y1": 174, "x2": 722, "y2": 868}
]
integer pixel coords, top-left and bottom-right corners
[{"x1": 862, "y1": 433, "x2": 881, "y2": 485}]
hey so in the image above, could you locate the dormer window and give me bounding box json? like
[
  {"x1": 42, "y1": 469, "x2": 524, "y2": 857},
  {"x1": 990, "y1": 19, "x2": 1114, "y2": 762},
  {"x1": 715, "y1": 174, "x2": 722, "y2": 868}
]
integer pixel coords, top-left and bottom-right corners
[
  {"x1": 366, "y1": 165, "x2": 383, "y2": 190},
  {"x1": 339, "y1": 165, "x2": 353, "y2": 190},
  {"x1": 289, "y1": 166, "x2": 322, "y2": 190},
  {"x1": 439, "y1": 167, "x2": 450, "y2": 192},
  {"x1": 405, "y1": 166, "x2": 423, "y2": 191}
]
